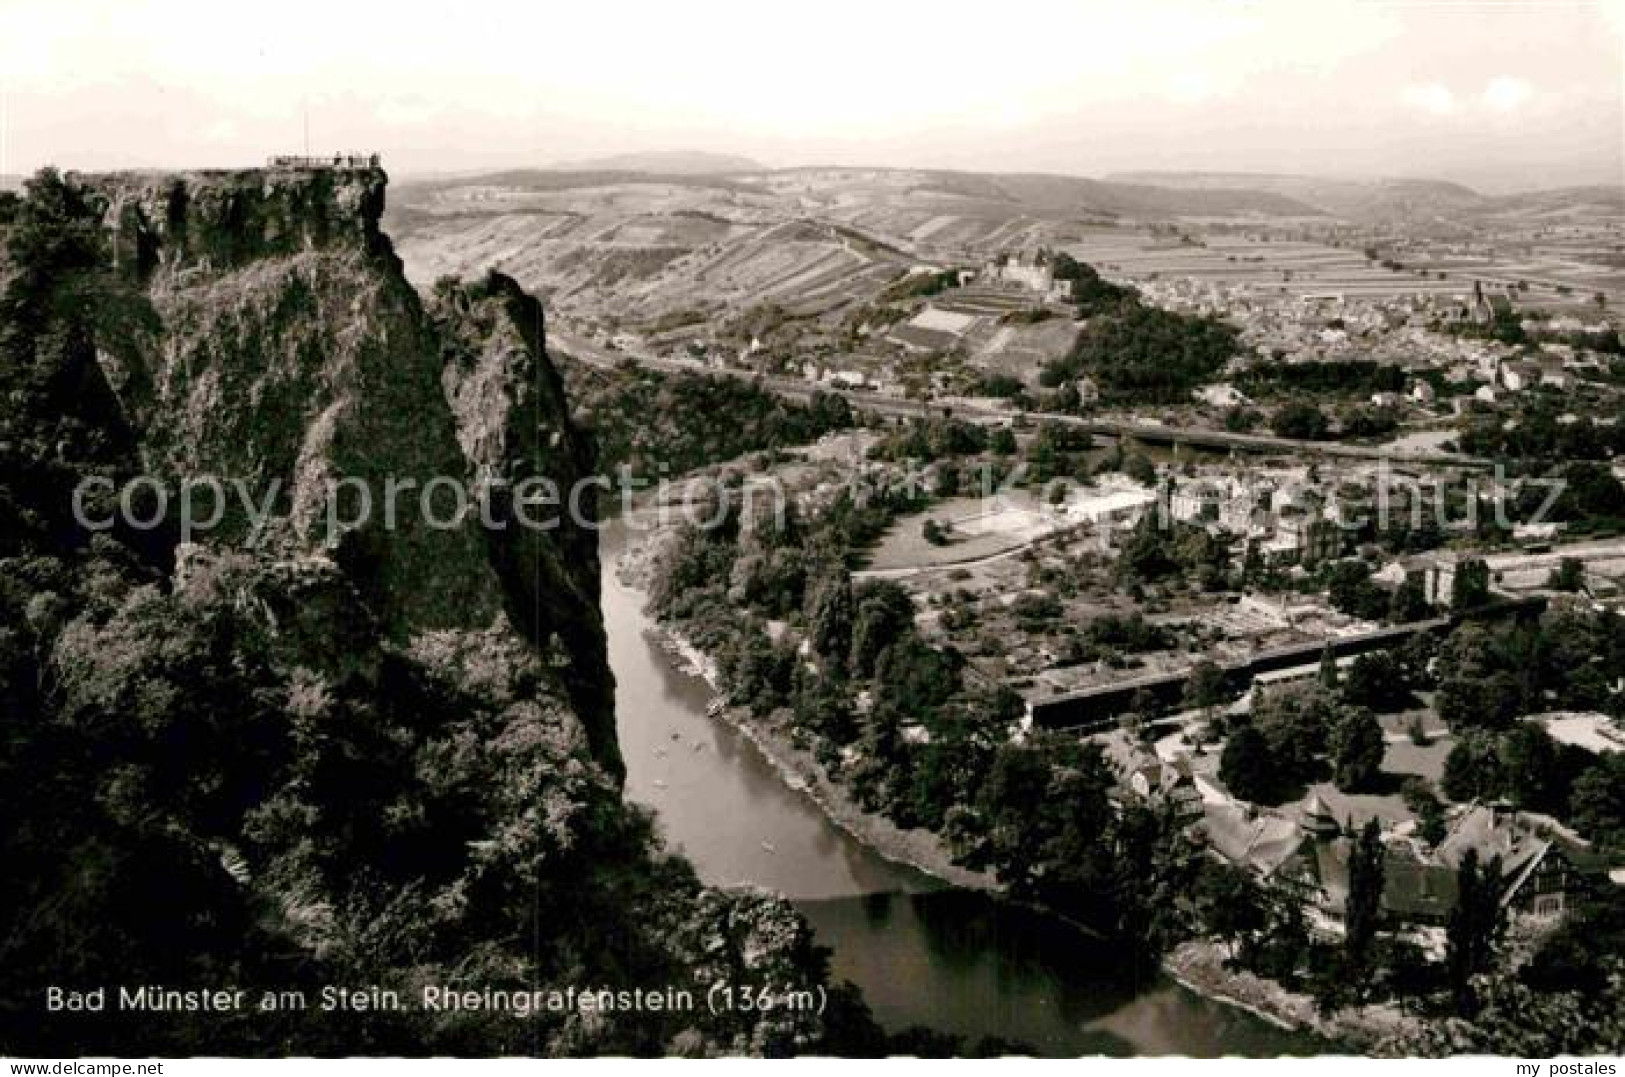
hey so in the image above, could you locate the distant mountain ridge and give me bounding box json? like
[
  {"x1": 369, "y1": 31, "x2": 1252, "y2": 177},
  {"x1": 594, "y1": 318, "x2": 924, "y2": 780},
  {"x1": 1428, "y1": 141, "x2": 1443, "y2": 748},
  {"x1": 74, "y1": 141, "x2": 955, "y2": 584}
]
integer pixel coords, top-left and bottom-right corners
[
  {"x1": 547, "y1": 149, "x2": 765, "y2": 174},
  {"x1": 1105, "y1": 170, "x2": 1624, "y2": 221},
  {"x1": 393, "y1": 155, "x2": 1620, "y2": 223},
  {"x1": 915, "y1": 169, "x2": 1327, "y2": 218}
]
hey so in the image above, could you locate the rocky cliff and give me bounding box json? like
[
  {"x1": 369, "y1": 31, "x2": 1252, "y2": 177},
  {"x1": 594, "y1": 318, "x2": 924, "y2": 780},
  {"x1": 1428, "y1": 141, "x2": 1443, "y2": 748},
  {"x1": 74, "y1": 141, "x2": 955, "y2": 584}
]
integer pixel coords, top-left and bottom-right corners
[
  {"x1": 83, "y1": 167, "x2": 391, "y2": 281},
  {"x1": 70, "y1": 165, "x2": 617, "y2": 768}
]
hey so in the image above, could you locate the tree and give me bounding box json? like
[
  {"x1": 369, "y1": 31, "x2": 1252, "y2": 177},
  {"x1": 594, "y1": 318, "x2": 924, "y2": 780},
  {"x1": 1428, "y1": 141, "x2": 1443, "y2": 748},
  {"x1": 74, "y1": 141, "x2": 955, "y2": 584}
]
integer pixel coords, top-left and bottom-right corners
[
  {"x1": 1271, "y1": 401, "x2": 1331, "y2": 440},
  {"x1": 1194, "y1": 861, "x2": 1267, "y2": 960},
  {"x1": 849, "y1": 581, "x2": 915, "y2": 678},
  {"x1": 1345, "y1": 819, "x2": 1386, "y2": 993},
  {"x1": 1389, "y1": 571, "x2": 1433, "y2": 623},
  {"x1": 1331, "y1": 705, "x2": 1386, "y2": 791},
  {"x1": 1571, "y1": 754, "x2": 1625, "y2": 851},
  {"x1": 1124, "y1": 452, "x2": 1157, "y2": 487},
  {"x1": 1443, "y1": 730, "x2": 1504, "y2": 803},
  {"x1": 1498, "y1": 725, "x2": 1565, "y2": 813},
  {"x1": 1326, "y1": 560, "x2": 1386, "y2": 620},
  {"x1": 807, "y1": 570, "x2": 854, "y2": 671},
  {"x1": 1380, "y1": 937, "x2": 1438, "y2": 1016},
  {"x1": 872, "y1": 636, "x2": 962, "y2": 720},
  {"x1": 1251, "y1": 686, "x2": 1336, "y2": 791},
  {"x1": 1116, "y1": 515, "x2": 1177, "y2": 583},
  {"x1": 1548, "y1": 557, "x2": 1584, "y2": 593},
  {"x1": 1553, "y1": 461, "x2": 1625, "y2": 523},
  {"x1": 1446, "y1": 849, "x2": 1502, "y2": 1017},
  {"x1": 1046, "y1": 300, "x2": 1237, "y2": 403},
  {"x1": 1184, "y1": 659, "x2": 1227, "y2": 713},
  {"x1": 1450, "y1": 558, "x2": 1492, "y2": 613},
  {"x1": 1108, "y1": 685, "x2": 1158, "y2": 744},
  {"x1": 1318, "y1": 644, "x2": 1340, "y2": 690},
  {"x1": 726, "y1": 627, "x2": 793, "y2": 711},
  {"x1": 1241, "y1": 538, "x2": 1264, "y2": 582},
  {"x1": 1343, "y1": 651, "x2": 1409, "y2": 712},
  {"x1": 1402, "y1": 777, "x2": 1449, "y2": 847},
  {"x1": 1219, "y1": 725, "x2": 1277, "y2": 804},
  {"x1": 921, "y1": 519, "x2": 949, "y2": 546},
  {"x1": 792, "y1": 668, "x2": 858, "y2": 745}
]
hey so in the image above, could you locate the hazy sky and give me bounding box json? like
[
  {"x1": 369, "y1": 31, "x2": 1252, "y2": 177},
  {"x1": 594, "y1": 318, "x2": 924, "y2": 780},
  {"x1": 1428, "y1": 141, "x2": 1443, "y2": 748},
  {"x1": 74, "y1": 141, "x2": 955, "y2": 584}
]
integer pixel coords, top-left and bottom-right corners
[{"x1": 2, "y1": 0, "x2": 1621, "y2": 191}]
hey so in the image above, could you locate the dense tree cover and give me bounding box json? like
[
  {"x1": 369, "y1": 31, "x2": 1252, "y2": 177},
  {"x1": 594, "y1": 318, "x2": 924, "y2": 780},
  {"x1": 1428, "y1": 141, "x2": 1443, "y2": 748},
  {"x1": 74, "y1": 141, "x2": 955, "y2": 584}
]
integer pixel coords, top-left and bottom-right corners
[
  {"x1": 868, "y1": 415, "x2": 989, "y2": 463},
  {"x1": 1424, "y1": 607, "x2": 1625, "y2": 847},
  {"x1": 1218, "y1": 683, "x2": 1405, "y2": 805},
  {"x1": 1441, "y1": 726, "x2": 1600, "y2": 825},
  {"x1": 1342, "y1": 651, "x2": 1415, "y2": 712},
  {"x1": 650, "y1": 487, "x2": 1211, "y2": 970},
  {"x1": 1049, "y1": 253, "x2": 1136, "y2": 316},
  {"x1": 1387, "y1": 570, "x2": 1437, "y2": 621},
  {"x1": 1344, "y1": 820, "x2": 1386, "y2": 997},
  {"x1": 1570, "y1": 753, "x2": 1625, "y2": 852},
  {"x1": 879, "y1": 266, "x2": 962, "y2": 302},
  {"x1": 1115, "y1": 515, "x2": 1232, "y2": 591},
  {"x1": 1458, "y1": 402, "x2": 1625, "y2": 464},
  {"x1": 1270, "y1": 401, "x2": 1332, "y2": 441},
  {"x1": 1520, "y1": 888, "x2": 1625, "y2": 1000},
  {"x1": 1184, "y1": 659, "x2": 1229, "y2": 712},
  {"x1": 1379, "y1": 888, "x2": 1625, "y2": 1056},
  {"x1": 1444, "y1": 850, "x2": 1503, "y2": 1018},
  {"x1": 1324, "y1": 559, "x2": 1389, "y2": 620},
  {"x1": 1330, "y1": 706, "x2": 1387, "y2": 791},
  {"x1": 1545, "y1": 460, "x2": 1625, "y2": 528},
  {"x1": 1235, "y1": 359, "x2": 1405, "y2": 399},
  {"x1": 1448, "y1": 558, "x2": 1493, "y2": 613},
  {"x1": 1433, "y1": 607, "x2": 1624, "y2": 730},
  {"x1": 1192, "y1": 863, "x2": 1320, "y2": 992},
  {"x1": 1038, "y1": 287, "x2": 1240, "y2": 406},
  {"x1": 1219, "y1": 726, "x2": 1277, "y2": 803},
  {"x1": 564, "y1": 362, "x2": 858, "y2": 485},
  {"x1": 1054, "y1": 612, "x2": 1175, "y2": 666},
  {"x1": 1339, "y1": 405, "x2": 1400, "y2": 440},
  {"x1": 1023, "y1": 421, "x2": 1097, "y2": 483}
]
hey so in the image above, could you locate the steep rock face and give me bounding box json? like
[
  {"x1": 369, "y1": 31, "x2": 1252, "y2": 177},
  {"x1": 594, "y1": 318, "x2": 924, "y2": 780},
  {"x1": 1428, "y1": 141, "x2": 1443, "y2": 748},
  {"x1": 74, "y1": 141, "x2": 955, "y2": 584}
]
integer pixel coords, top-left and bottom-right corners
[
  {"x1": 77, "y1": 167, "x2": 390, "y2": 281},
  {"x1": 76, "y1": 167, "x2": 618, "y2": 772},
  {"x1": 431, "y1": 271, "x2": 615, "y2": 764}
]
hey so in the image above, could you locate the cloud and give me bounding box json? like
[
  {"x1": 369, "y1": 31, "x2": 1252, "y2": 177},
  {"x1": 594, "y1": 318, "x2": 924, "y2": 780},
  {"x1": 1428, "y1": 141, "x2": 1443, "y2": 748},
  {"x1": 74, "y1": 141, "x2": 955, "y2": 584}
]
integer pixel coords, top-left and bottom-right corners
[
  {"x1": 1482, "y1": 76, "x2": 1533, "y2": 112},
  {"x1": 1402, "y1": 82, "x2": 1456, "y2": 116}
]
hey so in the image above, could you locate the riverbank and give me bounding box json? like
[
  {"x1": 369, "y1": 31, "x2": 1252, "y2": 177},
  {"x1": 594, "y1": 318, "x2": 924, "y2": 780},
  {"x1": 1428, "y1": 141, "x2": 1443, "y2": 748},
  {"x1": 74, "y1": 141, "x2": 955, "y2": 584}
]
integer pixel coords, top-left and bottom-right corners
[
  {"x1": 1162, "y1": 940, "x2": 1419, "y2": 1052},
  {"x1": 643, "y1": 604, "x2": 1388, "y2": 1046},
  {"x1": 616, "y1": 533, "x2": 1404, "y2": 1049},
  {"x1": 645, "y1": 619, "x2": 996, "y2": 892}
]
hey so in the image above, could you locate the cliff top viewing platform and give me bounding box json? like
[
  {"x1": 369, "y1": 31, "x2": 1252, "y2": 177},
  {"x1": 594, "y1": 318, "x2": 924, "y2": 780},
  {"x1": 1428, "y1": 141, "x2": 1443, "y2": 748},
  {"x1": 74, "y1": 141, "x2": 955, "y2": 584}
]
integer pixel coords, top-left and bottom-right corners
[{"x1": 267, "y1": 153, "x2": 381, "y2": 170}]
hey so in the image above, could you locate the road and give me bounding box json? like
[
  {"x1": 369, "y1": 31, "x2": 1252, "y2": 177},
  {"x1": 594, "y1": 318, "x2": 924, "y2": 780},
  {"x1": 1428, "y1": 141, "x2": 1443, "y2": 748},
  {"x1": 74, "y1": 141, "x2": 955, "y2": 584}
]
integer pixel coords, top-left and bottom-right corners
[{"x1": 548, "y1": 328, "x2": 1494, "y2": 470}]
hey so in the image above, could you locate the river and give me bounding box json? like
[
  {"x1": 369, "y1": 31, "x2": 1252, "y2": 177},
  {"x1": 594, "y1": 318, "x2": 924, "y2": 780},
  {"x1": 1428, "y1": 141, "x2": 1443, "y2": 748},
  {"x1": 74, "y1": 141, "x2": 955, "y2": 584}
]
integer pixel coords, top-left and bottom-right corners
[{"x1": 601, "y1": 519, "x2": 1320, "y2": 1056}]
